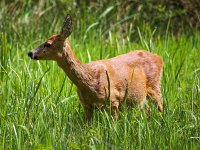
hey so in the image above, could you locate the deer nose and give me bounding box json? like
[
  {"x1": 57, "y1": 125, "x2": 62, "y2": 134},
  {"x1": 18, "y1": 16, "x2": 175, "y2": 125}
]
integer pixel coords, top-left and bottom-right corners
[{"x1": 28, "y1": 52, "x2": 33, "y2": 58}]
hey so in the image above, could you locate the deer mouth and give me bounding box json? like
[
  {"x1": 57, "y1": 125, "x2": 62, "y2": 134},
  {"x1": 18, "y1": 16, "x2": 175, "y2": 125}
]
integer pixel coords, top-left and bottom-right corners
[
  {"x1": 33, "y1": 56, "x2": 38, "y2": 60},
  {"x1": 27, "y1": 52, "x2": 38, "y2": 60}
]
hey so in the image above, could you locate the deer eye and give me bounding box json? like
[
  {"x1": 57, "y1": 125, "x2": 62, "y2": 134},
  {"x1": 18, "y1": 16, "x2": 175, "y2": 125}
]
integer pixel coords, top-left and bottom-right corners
[{"x1": 44, "y1": 43, "x2": 51, "y2": 48}]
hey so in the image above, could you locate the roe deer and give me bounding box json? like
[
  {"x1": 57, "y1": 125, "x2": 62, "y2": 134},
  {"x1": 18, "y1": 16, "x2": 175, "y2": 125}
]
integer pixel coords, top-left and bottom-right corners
[{"x1": 28, "y1": 14, "x2": 163, "y2": 122}]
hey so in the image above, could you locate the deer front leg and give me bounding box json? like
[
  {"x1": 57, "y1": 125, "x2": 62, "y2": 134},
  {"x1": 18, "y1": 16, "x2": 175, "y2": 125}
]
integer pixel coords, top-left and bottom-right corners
[
  {"x1": 77, "y1": 89, "x2": 94, "y2": 122},
  {"x1": 83, "y1": 104, "x2": 94, "y2": 123}
]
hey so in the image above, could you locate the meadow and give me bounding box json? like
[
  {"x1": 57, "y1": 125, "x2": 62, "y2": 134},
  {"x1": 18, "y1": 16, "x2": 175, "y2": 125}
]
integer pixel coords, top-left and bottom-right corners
[{"x1": 0, "y1": 1, "x2": 200, "y2": 149}]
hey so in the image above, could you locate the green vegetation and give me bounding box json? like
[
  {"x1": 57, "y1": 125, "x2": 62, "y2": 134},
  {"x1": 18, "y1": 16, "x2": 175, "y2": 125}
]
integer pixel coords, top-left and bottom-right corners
[{"x1": 0, "y1": 1, "x2": 200, "y2": 149}]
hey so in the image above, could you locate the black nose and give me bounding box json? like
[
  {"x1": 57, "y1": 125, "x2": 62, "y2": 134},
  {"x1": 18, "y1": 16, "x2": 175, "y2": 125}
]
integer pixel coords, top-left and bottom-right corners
[{"x1": 28, "y1": 52, "x2": 33, "y2": 58}]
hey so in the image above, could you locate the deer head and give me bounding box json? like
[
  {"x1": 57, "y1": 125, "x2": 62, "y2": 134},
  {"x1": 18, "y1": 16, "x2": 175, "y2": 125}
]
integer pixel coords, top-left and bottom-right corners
[{"x1": 28, "y1": 14, "x2": 73, "y2": 61}]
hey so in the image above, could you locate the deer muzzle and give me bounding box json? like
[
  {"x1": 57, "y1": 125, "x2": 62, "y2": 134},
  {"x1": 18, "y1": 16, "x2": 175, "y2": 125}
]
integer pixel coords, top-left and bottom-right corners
[{"x1": 27, "y1": 51, "x2": 38, "y2": 60}]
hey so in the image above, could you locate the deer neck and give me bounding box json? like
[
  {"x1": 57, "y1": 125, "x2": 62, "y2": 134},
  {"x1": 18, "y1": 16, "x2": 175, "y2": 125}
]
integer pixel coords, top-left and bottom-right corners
[{"x1": 57, "y1": 41, "x2": 94, "y2": 90}]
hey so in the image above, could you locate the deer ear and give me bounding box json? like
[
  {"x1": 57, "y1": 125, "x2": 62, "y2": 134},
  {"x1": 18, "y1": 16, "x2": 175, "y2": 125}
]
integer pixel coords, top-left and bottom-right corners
[{"x1": 60, "y1": 14, "x2": 73, "y2": 38}]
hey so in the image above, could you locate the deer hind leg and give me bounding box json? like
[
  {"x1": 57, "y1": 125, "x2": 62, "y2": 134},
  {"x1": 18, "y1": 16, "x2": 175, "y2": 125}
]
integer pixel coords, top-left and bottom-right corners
[
  {"x1": 111, "y1": 100, "x2": 119, "y2": 120},
  {"x1": 137, "y1": 95, "x2": 150, "y2": 113},
  {"x1": 147, "y1": 86, "x2": 163, "y2": 112},
  {"x1": 144, "y1": 102, "x2": 150, "y2": 113}
]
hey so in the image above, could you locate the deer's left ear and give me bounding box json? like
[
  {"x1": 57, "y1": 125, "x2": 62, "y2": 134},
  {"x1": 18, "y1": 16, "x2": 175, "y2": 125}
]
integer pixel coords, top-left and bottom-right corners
[{"x1": 60, "y1": 14, "x2": 73, "y2": 39}]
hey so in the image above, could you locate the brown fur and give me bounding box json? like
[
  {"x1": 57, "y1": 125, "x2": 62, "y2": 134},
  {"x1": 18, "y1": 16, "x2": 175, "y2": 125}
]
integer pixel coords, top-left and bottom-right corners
[{"x1": 28, "y1": 15, "x2": 163, "y2": 122}]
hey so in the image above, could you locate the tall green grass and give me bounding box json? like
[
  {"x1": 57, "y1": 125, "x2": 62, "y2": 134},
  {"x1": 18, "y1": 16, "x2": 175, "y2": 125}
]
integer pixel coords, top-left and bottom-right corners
[{"x1": 0, "y1": 1, "x2": 200, "y2": 149}]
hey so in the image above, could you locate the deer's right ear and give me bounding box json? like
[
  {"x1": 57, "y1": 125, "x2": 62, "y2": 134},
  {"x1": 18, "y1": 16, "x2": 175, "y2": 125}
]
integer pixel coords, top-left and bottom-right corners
[{"x1": 60, "y1": 14, "x2": 73, "y2": 38}]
